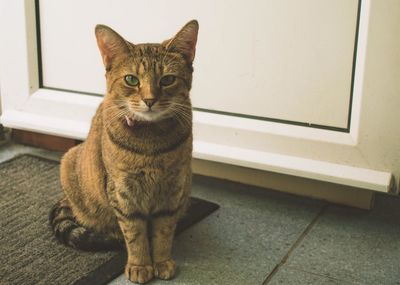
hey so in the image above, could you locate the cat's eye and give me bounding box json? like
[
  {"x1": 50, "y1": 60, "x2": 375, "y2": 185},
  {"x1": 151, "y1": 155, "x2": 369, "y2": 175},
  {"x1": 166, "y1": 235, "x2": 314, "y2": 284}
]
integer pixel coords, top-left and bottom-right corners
[
  {"x1": 124, "y1": 75, "x2": 139, "y2": 87},
  {"x1": 160, "y1": 75, "x2": 176, "y2": 86}
]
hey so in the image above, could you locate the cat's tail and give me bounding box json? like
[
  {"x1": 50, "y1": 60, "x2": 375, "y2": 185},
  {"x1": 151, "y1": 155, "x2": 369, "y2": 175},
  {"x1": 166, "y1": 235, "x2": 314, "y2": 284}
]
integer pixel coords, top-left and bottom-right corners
[{"x1": 49, "y1": 198, "x2": 121, "y2": 251}]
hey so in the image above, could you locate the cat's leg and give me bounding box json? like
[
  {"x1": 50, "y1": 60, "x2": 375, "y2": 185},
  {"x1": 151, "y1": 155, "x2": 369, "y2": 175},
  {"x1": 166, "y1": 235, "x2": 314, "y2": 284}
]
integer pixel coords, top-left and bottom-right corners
[
  {"x1": 151, "y1": 215, "x2": 178, "y2": 280},
  {"x1": 113, "y1": 209, "x2": 154, "y2": 283},
  {"x1": 107, "y1": 175, "x2": 154, "y2": 284}
]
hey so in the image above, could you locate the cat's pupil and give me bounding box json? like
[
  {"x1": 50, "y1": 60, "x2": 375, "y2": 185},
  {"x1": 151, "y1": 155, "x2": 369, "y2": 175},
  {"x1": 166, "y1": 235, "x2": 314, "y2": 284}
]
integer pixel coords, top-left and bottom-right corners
[
  {"x1": 125, "y1": 75, "x2": 139, "y2": 87},
  {"x1": 160, "y1": 75, "x2": 176, "y2": 86}
]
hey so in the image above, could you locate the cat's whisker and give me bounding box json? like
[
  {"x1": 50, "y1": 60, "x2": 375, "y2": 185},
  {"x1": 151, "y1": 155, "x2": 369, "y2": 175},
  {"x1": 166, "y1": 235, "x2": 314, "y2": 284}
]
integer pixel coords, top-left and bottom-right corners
[
  {"x1": 103, "y1": 105, "x2": 125, "y2": 113},
  {"x1": 169, "y1": 109, "x2": 187, "y2": 129},
  {"x1": 103, "y1": 102, "x2": 127, "y2": 111},
  {"x1": 104, "y1": 109, "x2": 128, "y2": 129},
  {"x1": 176, "y1": 115, "x2": 191, "y2": 129},
  {"x1": 169, "y1": 102, "x2": 192, "y2": 111},
  {"x1": 104, "y1": 116, "x2": 123, "y2": 130},
  {"x1": 174, "y1": 115, "x2": 186, "y2": 129},
  {"x1": 103, "y1": 111, "x2": 128, "y2": 127},
  {"x1": 169, "y1": 101, "x2": 190, "y2": 108},
  {"x1": 177, "y1": 112, "x2": 192, "y2": 126},
  {"x1": 168, "y1": 106, "x2": 192, "y2": 129},
  {"x1": 172, "y1": 108, "x2": 191, "y2": 118},
  {"x1": 169, "y1": 104, "x2": 192, "y2": 120},
  {"x1": 177, "y1": 113, "x2": 191, "y2": 127},
  {"x1": 170, "y1": 108, "x2": 191, "y2": 122}
]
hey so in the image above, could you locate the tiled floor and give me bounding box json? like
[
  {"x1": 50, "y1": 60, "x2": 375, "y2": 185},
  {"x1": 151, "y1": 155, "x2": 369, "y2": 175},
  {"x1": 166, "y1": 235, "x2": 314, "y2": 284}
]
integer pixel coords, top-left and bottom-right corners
[{"x1": 1, "y1": 141, "x2": 400, "y2": 285}]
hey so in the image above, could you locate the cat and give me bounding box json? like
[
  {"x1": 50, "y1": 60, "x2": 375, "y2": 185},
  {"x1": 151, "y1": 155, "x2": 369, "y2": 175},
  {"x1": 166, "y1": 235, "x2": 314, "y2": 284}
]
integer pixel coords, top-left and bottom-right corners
[{"x1": 49, "y1": 20, "x2": 198, "y2": 284}]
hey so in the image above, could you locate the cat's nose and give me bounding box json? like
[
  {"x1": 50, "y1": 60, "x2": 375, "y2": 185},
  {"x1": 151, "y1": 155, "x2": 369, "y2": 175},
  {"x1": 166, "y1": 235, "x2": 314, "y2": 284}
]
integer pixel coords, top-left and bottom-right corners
[{"x1": 143, "y1": 99, "x2": 157, "y2": 108}]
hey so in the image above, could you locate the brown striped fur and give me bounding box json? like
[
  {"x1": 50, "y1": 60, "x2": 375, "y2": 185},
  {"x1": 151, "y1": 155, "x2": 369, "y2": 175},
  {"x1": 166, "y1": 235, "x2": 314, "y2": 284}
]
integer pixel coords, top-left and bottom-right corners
[{"x1": 49, "y1": 20, "x2": 198, "y2": 284}]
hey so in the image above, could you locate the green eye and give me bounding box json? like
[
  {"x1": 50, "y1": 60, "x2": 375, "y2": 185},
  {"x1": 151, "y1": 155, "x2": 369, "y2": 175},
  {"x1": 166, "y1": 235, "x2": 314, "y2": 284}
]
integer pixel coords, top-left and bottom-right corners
[
  {"x1": 124, "y1": 75, "x2": 139, "y2": 87},
  {"x1": 160, "y1": 75, "x2": 176, "y2": 86}
]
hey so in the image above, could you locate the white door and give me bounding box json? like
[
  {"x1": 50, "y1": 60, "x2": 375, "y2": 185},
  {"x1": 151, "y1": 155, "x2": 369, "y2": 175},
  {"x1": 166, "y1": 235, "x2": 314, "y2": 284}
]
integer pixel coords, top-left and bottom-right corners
[
  {"x1": 40, "y1": 0, "x2": 357, "y2": 130},
  {"x1": 1, "y1": 0, "x2": 399, "y2": 194}
]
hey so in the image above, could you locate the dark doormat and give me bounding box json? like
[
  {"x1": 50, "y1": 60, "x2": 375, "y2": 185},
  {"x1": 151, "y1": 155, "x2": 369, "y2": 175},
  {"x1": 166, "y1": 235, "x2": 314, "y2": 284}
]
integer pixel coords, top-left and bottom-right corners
[{"x1": 0, "y1": 155, "x2": 219, "y2": 285}]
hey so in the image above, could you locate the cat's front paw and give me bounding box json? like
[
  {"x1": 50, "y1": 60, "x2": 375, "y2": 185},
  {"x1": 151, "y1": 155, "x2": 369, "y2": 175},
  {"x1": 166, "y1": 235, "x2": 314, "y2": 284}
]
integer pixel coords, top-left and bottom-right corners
[
  {"x1": 125, "y1": 264, "x2": 154, "y2": 284},
  {"x1": 153, "y1": 259, "x2": 176, "y2": 280}
]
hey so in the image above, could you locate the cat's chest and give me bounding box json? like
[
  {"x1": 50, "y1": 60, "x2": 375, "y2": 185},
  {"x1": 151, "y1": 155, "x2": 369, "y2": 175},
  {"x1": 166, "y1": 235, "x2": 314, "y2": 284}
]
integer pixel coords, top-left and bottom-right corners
[
  {"x1": 124, "y1": 170, "x2": 162, "y2": 195},
  {"x1": 127, "y1": 165, "x2": 164, "y2": 183},
  {"x1": 118, "y1": 155, "x2": 180, "y2": 186},
  {"x1": 103, "y1": 136, "x2": 191, "y2": 190}
]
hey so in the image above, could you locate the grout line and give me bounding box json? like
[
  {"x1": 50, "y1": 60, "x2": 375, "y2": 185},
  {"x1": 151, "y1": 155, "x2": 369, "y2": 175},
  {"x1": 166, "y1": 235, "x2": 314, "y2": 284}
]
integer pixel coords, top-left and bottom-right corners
[
  {"x1": 285, "y1": 265, "x2": 361, "y2": 285},
  {"x1": 262, "y1": 204, "x2": 329, "y2": 284}
]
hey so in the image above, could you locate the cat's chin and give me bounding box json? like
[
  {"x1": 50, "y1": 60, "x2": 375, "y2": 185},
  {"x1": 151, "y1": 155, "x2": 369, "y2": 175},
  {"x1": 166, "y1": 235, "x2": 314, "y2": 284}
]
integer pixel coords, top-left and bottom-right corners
[{"x1": 125, "y1": 111, "x2": 166, "y2": 126}]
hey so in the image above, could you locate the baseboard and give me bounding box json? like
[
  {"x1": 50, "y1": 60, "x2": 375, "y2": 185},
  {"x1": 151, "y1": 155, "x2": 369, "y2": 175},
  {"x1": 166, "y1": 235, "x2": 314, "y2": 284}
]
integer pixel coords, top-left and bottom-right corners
[
  {"x1": 12, "y1": 129, "x2": 80, "y2": 152},
  {"x1": 192, "y1": 158, "x2": 375, "y2": 210}
]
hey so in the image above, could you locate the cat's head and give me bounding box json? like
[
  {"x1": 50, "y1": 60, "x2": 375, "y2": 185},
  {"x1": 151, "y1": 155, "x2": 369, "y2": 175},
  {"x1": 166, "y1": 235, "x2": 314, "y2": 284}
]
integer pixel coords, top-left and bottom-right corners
[{"x1": 95, "y1": 20, "x2": 198, "y2": 125}]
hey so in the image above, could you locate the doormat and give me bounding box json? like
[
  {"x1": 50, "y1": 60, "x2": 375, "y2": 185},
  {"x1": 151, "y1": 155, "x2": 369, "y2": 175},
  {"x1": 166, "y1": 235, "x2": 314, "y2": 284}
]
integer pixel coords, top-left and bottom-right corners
[{"x1": 0, "y1": 155, "x2": 219, "y2": 285}]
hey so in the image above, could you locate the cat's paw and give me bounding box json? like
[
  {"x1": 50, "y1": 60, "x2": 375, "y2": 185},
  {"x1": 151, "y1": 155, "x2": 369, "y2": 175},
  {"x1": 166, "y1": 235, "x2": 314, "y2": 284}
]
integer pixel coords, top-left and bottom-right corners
[
  {"x1": 125, "y1": 264, "x2": 154, "y2": 284},
  {"x1": 153, "y1": 259, "x2": 176, "y2": 280}
]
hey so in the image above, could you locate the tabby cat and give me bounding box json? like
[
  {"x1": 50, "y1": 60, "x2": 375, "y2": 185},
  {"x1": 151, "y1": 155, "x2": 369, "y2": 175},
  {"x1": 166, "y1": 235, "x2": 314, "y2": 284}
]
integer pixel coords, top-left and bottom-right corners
[{"x1": 49, "y1": 20, "x2": 198, "y2": 284}]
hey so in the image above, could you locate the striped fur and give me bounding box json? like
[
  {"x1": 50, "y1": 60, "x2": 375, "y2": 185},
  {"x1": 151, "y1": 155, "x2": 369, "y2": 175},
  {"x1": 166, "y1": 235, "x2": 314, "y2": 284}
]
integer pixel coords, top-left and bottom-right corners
[
  {"x1": 50, "y1": 20, "x2": 198, "y2": 284},
  {"x1": 49, "y1": 199, "x2": 122, "y2": 251}
]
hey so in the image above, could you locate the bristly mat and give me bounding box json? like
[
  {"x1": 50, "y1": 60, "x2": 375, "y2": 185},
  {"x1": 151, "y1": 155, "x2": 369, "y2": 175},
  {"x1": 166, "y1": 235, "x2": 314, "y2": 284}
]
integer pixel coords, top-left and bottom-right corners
[{"x1": 0, "y1": 155, "x2": 219, "y2": 285}]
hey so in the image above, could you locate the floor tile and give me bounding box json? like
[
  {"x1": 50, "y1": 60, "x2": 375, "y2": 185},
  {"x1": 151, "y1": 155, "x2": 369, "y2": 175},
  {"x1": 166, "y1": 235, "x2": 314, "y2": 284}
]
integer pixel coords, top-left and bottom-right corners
[
  {"x1": 283, "y1": 194, "x2": 400, "y2": 285},
  {"x1": 8, "y1": 142, "x2": 399, "y2": 284},
  {"x1": 110, "y1": 176, "x2": 325, "y2": 285}
]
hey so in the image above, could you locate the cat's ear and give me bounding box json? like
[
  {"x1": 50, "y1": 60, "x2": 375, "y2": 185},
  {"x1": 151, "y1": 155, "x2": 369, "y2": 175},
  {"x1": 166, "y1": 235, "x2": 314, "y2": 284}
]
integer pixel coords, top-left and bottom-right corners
[
  {"x1": 95, "y1": 25, "x2": 131, "y2": 70},
  {"x1": 163, "y1": 20, "x2": 199, "y2": 64}
]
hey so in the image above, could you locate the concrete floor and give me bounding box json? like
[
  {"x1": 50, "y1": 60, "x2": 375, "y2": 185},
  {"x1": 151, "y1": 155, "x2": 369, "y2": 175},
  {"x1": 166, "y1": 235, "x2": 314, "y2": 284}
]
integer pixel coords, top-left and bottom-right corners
[{"x1": 1, "y1": 141, "x2": 400, "y2": 285}]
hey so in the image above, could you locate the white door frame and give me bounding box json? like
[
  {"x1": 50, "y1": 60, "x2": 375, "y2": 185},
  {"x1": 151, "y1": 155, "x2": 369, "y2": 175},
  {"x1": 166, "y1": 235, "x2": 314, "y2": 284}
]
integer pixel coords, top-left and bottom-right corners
[{"x1": 0, "y1": 0, "x2": 398, "y2": 193}]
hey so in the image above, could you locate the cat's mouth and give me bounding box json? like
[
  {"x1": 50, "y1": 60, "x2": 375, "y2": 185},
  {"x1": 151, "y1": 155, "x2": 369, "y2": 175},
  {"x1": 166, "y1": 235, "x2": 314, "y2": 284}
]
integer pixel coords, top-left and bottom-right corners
[{"x1": 124, "y1": 109, "x2": 166, "y2": 127}]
